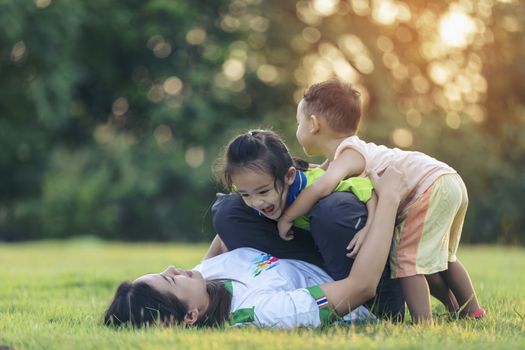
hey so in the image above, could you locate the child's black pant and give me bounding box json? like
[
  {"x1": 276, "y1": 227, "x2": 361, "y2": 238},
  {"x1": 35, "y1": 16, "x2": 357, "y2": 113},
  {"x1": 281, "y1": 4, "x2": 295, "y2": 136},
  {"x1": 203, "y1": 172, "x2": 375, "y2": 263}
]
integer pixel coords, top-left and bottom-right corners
[{"x1": 212, "y1": 192, "x2": 406, "y2": 321}]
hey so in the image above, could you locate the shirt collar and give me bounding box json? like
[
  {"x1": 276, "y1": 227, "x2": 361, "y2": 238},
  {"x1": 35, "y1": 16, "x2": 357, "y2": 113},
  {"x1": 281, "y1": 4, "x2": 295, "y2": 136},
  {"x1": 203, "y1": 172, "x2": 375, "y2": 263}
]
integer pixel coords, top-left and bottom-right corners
[{"x1": 286, "y1": 170, "x2": 307, "y2": 206}]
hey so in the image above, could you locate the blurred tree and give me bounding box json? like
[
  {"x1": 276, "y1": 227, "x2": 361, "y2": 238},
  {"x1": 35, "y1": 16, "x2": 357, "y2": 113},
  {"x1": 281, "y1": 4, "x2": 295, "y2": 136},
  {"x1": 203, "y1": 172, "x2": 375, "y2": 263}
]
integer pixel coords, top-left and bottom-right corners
[
  {"x1": 235, "y1": 0, "x2": 525, "y2": 244},
  {"x1": 0, "y1": 0, "x2": 260, "y2": 240},
  {"x1": 0, "y1": 0, "x2": 523, "y2": 243}
]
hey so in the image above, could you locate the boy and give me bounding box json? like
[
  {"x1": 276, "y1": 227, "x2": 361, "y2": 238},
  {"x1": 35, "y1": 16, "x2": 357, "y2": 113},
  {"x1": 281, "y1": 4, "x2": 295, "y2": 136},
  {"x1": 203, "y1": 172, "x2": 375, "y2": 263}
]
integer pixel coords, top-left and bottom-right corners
[{"x1": 277, "y1": 79, "x2": 485, "y2": 324}]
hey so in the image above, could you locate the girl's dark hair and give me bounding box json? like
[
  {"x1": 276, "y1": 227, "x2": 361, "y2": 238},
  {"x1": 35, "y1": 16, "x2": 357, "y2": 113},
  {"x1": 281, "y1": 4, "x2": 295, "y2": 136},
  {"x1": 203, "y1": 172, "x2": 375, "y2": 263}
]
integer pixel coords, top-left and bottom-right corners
[
  {"x1": 217, "y1": 129, "x2": 308, "y2": 191},
  {"x1": 104, "y1": 279, "x2": 232, "y2": 328}
]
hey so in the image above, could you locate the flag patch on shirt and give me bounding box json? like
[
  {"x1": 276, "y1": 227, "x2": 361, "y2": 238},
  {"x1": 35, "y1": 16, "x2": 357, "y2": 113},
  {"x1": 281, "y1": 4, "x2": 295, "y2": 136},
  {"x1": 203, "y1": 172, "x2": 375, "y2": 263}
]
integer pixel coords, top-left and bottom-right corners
[{"x1": 315, "y1": 296, "x2": 329, "y2": 308}]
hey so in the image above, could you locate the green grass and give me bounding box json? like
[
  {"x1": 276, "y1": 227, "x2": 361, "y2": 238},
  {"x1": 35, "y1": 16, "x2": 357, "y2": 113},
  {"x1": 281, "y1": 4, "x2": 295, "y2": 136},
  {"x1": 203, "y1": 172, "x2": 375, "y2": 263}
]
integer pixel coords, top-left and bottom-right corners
[{"x1": 1, "y1": 242, "x2": 524, "y2": 350}]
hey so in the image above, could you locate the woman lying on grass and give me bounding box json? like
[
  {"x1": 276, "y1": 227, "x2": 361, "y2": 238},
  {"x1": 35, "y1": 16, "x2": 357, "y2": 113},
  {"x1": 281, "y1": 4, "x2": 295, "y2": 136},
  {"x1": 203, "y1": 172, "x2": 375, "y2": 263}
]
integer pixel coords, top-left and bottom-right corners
[{"x1": 104, "y1": 167, "x2": 408, "y2": 329}]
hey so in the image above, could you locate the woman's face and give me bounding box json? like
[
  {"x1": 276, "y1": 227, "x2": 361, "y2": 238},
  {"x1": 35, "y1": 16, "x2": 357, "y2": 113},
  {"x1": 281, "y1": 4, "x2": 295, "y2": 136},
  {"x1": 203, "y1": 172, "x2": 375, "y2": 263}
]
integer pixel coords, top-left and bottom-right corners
[
  {"x1": 232, "y1": 168, "x2": 295, "y2": 220},
  {"x1": 135, "y1": 266, "x2": 209, "y2": 315}
]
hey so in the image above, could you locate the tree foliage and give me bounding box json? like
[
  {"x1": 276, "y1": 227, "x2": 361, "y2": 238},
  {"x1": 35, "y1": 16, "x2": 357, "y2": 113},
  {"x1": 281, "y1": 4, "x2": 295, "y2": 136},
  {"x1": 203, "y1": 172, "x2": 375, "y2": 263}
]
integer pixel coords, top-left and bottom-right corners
[{"x1": 1, "y1": 0, "x2": 523, "y2": 243}]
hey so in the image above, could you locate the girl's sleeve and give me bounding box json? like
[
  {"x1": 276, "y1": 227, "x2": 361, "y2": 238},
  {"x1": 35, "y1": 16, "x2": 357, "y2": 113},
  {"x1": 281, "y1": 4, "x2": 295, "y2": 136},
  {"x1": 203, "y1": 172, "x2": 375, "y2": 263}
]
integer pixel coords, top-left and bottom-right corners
[
  {"x1": 230, "y1": 286, "x2": 334, "y2": 328},
  {"x1": 334, "y1": 177, "x2": 374, "y2": 203}
]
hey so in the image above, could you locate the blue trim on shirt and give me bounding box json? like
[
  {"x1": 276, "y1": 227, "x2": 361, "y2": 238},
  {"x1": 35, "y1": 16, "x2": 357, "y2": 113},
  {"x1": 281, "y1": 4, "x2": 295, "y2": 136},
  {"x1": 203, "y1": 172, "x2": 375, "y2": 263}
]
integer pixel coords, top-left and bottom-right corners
[{"x1": 287, "y1": 170, "x2": 307, "y2": 206}]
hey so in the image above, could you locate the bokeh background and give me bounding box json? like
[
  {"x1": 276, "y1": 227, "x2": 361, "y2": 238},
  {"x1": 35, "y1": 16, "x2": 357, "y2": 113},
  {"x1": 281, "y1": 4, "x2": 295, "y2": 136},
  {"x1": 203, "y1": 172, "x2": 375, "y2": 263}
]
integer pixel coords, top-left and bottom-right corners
[{"x1": 1, "y1": 0, "x2": 523, "y2": 244}]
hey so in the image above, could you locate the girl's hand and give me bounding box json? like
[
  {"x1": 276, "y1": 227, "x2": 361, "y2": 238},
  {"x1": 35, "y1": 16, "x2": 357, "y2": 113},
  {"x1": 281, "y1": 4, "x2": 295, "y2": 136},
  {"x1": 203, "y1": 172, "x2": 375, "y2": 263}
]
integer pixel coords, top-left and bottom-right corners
[
  {"x1": 277, "y1": 218, "x2": 295, "y2": 240},
  {"x1": 346, "y1": 226, "x2": 368, "y2": 258}
]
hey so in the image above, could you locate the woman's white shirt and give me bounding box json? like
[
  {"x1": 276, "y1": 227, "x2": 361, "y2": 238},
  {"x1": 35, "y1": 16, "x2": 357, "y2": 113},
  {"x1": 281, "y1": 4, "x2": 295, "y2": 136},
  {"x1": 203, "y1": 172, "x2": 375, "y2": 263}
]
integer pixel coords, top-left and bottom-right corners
[{"x1": 194, "y1": 247, "x2": 371, "y2": 328}]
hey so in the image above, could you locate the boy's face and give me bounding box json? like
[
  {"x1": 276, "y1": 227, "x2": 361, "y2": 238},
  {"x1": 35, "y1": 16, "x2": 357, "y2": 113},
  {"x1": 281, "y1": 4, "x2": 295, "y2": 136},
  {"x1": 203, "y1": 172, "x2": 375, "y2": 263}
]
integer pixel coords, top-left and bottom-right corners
[{"x1": 296, "y1": 100, "x2": 318, "y2": 156}]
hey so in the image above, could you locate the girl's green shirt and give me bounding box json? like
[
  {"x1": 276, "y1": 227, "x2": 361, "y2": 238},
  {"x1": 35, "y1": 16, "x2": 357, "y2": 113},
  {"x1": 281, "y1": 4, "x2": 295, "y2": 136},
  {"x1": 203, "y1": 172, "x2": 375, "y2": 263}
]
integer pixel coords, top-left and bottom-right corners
[{"x1": 293, "y1": 167, "x2": 373, "y2": 231}]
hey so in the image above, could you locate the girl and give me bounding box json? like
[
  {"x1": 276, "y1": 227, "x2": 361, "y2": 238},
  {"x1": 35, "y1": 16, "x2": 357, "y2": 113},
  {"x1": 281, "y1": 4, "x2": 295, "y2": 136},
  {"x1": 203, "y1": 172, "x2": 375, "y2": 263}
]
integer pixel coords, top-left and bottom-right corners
[{"x1": 218, "y1": 129, "x2": 373, "y2": 231}]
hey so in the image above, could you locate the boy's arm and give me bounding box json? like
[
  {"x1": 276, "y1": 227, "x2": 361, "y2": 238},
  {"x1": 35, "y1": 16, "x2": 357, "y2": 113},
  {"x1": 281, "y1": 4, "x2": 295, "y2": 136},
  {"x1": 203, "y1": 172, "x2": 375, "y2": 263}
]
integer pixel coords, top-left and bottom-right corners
[
  {"x1": 346, "y1": 192, "x2": 377, "y2": 258},
  {"x1": 203, "y1": 234, "x2": 227, "y2": 260},
  {"x1": 278, "y1": 149, "x2": 365, "y2": 231}
]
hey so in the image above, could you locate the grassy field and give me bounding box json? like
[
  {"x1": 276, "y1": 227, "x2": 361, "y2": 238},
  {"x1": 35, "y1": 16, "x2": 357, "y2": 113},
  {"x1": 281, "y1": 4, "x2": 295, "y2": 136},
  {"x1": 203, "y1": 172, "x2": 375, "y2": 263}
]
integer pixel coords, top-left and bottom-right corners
[{"x1": 0, "y1": 241, "x2": 524, "y2": 350}]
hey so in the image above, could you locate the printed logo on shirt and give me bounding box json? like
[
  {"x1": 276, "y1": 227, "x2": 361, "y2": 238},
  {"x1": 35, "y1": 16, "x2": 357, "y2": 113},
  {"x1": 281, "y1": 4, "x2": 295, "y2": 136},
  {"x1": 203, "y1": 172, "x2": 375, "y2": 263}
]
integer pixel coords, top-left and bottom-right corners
[{"x1": 252, "y1": 253, "x2": 280, "y2": 277}]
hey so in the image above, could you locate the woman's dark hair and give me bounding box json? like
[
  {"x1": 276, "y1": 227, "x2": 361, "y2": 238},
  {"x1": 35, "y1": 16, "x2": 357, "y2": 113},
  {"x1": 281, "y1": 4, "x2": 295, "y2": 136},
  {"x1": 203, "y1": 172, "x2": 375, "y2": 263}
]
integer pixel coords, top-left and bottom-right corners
[
  {"x1": 104, "y1": 279, "x2": 232, "y2": 328},
  {"x1": 217, "y1": 129, "x2": 308, "y2": 192}
]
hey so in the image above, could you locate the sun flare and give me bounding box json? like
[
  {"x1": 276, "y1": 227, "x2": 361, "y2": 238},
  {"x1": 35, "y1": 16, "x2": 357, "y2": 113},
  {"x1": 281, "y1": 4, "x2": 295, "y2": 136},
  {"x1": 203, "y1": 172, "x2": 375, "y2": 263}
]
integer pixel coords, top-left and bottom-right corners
[{"x1": 439, "y1": 11, "x2": 476, "y2": 47}]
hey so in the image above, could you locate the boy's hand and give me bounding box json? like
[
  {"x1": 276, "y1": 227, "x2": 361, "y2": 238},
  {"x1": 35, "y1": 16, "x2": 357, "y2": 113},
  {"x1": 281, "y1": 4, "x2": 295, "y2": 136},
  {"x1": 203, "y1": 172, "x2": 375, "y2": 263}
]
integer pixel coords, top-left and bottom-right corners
[
  {"x1": 277, "y1": 218, "x2": 295, "y2": 240},
  {"x1": 346, "y1": 226, "x2": 368, "y2": 258}
]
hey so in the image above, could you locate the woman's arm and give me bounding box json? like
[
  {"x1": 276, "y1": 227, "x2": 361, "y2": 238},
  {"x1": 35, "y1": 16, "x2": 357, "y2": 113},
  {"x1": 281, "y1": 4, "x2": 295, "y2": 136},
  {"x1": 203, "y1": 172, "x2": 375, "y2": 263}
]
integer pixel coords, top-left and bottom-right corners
[
  {"x1": 203, "y1": 234, "x2": 227, "y2": 260},
  {"x1": 319, "y1": 167, "x2": 407, "y2": 316},
  {"x1": 277, "y1": 149, "x2": 365, "y2": 239},
  {"x1": 346, "y1": 192, "x2": 377, "y2": 258}
]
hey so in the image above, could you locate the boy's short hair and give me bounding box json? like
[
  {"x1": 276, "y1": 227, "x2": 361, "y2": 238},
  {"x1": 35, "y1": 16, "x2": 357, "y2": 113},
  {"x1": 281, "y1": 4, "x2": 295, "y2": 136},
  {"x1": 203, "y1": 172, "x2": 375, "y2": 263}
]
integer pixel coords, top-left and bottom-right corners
[{"x1": 302, "y1": 79, "x2": 361, "y2": 134}]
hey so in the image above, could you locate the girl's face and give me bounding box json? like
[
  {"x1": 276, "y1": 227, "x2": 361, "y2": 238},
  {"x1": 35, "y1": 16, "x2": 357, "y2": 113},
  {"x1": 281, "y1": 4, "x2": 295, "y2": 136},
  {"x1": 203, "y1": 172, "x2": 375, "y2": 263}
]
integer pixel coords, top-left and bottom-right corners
[{"x1": 232, "y1": 168, "x2": 295, "y2": 220}]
